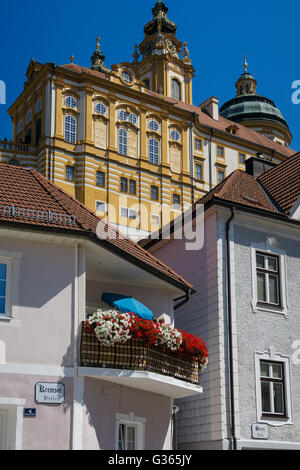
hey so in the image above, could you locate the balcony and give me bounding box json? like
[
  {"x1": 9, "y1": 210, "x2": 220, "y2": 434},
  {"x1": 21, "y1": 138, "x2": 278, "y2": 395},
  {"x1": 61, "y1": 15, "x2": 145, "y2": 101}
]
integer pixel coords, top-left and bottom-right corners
[
  {"x1": 78, "y1": 323, "x2": 203, "y2": 399},
  {"x1": 0, "y1": 140, "x2": 36, "y2": 156}
]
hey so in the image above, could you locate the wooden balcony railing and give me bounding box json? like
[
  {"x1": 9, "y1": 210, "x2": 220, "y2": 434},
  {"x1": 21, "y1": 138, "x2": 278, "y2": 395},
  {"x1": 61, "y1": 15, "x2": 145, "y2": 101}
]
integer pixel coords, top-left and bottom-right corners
[{"x1": 80, "y1": 323, "x2": 199, "y2": 385}]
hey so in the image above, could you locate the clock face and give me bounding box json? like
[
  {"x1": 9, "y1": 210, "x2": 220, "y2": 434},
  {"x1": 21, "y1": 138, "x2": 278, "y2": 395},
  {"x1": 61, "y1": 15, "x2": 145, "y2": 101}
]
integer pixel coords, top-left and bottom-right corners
[
  {"x1": 165, "y1": 39, "x2": 177, "y2": 56},
  {"x1": 144, "y1": 40, "x2": 154, "y2": 57}
]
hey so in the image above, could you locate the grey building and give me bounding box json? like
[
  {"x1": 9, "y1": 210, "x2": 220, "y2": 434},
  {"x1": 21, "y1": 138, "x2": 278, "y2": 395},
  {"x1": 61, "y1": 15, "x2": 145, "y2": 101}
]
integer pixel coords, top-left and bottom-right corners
[{"x1": 140, "y1": 154, "x2": 300, "y2": 450}]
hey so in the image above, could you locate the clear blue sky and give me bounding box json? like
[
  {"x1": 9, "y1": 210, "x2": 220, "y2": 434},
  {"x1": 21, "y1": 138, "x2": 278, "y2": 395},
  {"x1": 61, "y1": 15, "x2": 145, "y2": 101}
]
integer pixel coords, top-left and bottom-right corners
[{"x1": 1, "y1": 0, "x2": 300, "y2": 150}]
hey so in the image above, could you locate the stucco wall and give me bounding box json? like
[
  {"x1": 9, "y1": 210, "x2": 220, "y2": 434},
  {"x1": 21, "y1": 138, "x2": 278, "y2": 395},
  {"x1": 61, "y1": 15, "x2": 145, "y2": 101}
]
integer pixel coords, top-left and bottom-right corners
[
  {"x1": 82, "y1": 378, "x2": 172, "y2": 450},
  {"x1": 0, "y1": 236, "x2": 75, "y2": 366},
  {"x1": 233, "y1": 222, "x2": 300, "y2": 443}
]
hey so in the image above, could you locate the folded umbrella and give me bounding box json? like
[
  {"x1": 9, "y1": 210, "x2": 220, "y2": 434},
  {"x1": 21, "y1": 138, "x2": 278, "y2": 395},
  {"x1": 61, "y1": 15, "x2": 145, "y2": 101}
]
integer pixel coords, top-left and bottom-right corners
[{"x1": 101, "y1": 293, "x2": 153, "y2": 320}]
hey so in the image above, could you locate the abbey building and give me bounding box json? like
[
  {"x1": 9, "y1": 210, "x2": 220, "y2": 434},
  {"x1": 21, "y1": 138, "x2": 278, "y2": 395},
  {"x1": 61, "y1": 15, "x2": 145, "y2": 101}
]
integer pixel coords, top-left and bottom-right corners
[{"x1": 0, "y1": 1, "x2": 295, "y2": 240}]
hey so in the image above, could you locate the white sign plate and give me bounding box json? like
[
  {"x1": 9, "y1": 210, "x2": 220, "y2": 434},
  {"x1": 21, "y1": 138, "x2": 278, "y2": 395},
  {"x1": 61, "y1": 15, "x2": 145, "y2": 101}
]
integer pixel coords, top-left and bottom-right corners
[
  {"x1": 35, "y1": 382, "x2": 65, "y2": 404},
  {"x1": 251, "y1": 423, "x2": 269, "y2": 440}
]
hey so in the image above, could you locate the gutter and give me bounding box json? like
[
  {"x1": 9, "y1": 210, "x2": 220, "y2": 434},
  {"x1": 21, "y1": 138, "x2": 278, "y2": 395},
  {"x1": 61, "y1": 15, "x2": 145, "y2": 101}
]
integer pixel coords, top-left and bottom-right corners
[
  {"x1": 208, "y1": 128, "x2": 214, "y2": 190},
  {"x1": 174, "y1": 289, "x2": 192, "y2": 310},
  {"x1": 225, "y1": 207, "x2": 237, "y2": 450}
]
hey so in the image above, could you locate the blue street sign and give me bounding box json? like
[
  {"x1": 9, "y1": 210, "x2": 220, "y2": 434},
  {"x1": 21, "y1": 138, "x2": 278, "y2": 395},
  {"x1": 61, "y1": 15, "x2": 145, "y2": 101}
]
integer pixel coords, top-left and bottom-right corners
[{"x1": 24, "y1": 408, "x2": 36, "y2": 417}]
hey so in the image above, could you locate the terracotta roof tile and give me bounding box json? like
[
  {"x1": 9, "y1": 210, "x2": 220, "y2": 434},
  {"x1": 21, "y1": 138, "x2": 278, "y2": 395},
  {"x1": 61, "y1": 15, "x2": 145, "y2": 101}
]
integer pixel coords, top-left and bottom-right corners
[
  {"x1": 0, "y1": 163, "x2": 193, "y2": 292},
  {"x1": 258, "y1": 152, "x2": 300, "y2": 214}
]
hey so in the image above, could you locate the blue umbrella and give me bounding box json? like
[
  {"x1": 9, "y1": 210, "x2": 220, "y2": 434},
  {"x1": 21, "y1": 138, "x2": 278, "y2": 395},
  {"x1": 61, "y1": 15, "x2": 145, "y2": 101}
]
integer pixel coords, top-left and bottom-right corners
[{"x1": 101, "y1": 293, "x2": 153, "y2": 320}]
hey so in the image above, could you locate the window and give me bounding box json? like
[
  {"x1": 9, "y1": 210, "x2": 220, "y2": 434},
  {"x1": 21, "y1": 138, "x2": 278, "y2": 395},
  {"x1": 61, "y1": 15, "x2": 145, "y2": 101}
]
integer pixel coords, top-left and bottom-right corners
[
  {"x1": 129, "y1": 113, "x2": 137, "y2": 125},
  {"x1": 143, "y1": 79, "x2": 150, "y2": 90},
  {"x1": 195, "y1": 164, "x2": 203, "y2": 181},
  {"x1": 120, "y1": 177, "x2": 128, "y2": 193},
  {"x1": 120, "y1": 208, "x2": 137, "y2": 220},
  {"x1": 239, "y1": 152, "x2": 246, "y2": 164},
  {"x1": 149, "y1": 138, "x2": 159, "y2": 165},
  {"x1": 119, "y1": 128, "x2": 127, "y2": 156},
  {"x1": 172, "y1": 79, "x2": 181, "y2": 100},
  {"x1": 119, "y1": 110, "x2": 128, "y2": 122},
  {"x1": 96, "y1": 171, "x2": 105, "y2": 187},
  {"x1": 129, "y1": 179, "x2": 136, "y2": 195},
  {"x1": 96, "y1": 103, "x2": 106, "y2": 115},
  {"x1": 149, "y1": 120, "x2": 159, "y2": 132},
  {"x1": 35, "y1": 119, "x2": 41, "y2": 145},
  {"x1": 118, "y1": 423, "x2": 136, "y2": 450},
  {"x1": 0, "y1": 263, "x2": 7, "y2": 315},
  {"x1": 36, "y1": 99, "x2": 42, "y2": 113},
  {"x1": 256, "y1": 253, "x2": 280, "y2": 306},
  {"x1": 150, "y1": 214, "x2": 160, "y2": 226},
  {"x1": 65, "y1": 115, "x2": 77, "y2": 144},
  {"x1": 121, "y1": 71, "x2": 132, "y2": 84},
  {"x1": 65, "y1": 165, "x2": 74, "y2": 182},
  {"x1": 173, "y1": 194, "x2": 180, "y2": 208},
  {"x1": 115, "y1": 413, "x2": 145, "y2": 450},
  {"x1": 17, "y1": 121, "x2": 23, "y2": 134},
  {"x1": 26, "y1": 110, "x2": 32, "y2": 123},
  {"x1": 65, "y1": 96, "x2": 77, "y2": 109},
  {"x1": 151, "y1": 185, "x2": 159, "y2": 201},
  {"x1": 195, "y1": 138, "x2": 202, "y2": 151},
  {"x1": 171, "y1": 130, "x2": 180, "y2": 141},
  {"x1": 95, "y1": 201, "x2": 106, "y2": 213},
  {"x1": 217, "y1": 145, "x2": 224, "y2": 158},
  {"x1": 217, "y1": 169, "x2": 225, "y2": 184},
  {"x1": 260, "y1": 361, "x2": 286, "y2": 417}
]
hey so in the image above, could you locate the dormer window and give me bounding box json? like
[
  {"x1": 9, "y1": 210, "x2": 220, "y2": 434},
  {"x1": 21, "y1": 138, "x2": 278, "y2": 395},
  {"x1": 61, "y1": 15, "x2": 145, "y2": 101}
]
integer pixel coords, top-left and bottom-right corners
[
  {"x1": 121, "y1": 71, "x2": 132, "y2": 84},
  {"x1": 172, "y1": 79, "x2": 181, "y2": 100},
  {"x1": 65, "y1": 96, "x2": 77, "y2": 109}
]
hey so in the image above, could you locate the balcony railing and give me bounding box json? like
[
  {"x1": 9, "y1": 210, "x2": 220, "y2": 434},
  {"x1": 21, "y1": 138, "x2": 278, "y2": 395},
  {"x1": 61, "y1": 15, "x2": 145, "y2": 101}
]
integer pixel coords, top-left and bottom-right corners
[
  {"x1": 0, "y1": 140, "x2": 36, "y2": 154},
  {"x1": 80, "y1": 323, "x2": 199, "y2": 385}
]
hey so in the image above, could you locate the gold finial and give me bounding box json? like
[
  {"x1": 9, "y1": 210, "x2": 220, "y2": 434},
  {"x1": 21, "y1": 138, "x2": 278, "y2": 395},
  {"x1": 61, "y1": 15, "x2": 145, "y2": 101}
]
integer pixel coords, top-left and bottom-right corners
[
  {"x1": 96, "y1": 36, "x2": 100, "y2": 51},
  {"x1": 244, "y1": 54, "x2": 248, "y2": 73},
  {"x1": 70, "y1": 54, "x2": 75, "y2": 64}
]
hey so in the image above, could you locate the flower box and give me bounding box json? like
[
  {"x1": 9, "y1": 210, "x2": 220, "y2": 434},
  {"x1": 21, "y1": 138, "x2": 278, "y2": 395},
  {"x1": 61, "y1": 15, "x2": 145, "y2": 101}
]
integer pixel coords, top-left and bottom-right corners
[{"x1": 80, "y1": 323, "x2": 199, "y2": 384}]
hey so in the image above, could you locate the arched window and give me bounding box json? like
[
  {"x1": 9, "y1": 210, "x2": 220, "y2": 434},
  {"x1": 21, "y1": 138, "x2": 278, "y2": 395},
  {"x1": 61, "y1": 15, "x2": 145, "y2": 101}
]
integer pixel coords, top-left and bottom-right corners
[
  {"x1": 119, "y1": 128, "x2": 127, "y2": 156},
  {"x1": 65, "y1": 115, "x2": 77, "y2": 144},
  {"x1": 149, "y1": 138, "x2": 159, "y2": 165},
  {"x1": 129, "y1": 113, "x2": 137, "y2": 125},
  {"x1": 171, "y1": 129, "x2": 180, "y2": 141},
  {"x1": 35, "y1": 119, "x2": 41, "y2": 145},
  {"x1": 172, "y1": 79, "x2": 181, "y2": 100},
  {"x1": 246, "y1": 83, "x2": 249, "y2": 94}
]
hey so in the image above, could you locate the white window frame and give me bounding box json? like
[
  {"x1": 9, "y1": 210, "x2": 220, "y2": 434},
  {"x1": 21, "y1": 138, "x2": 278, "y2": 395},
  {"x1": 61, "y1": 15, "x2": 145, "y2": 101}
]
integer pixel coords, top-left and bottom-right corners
[
  {"x1": 65, "y1": 115, "x2": 77, "y2": 144},
  {"x1": 95, "y1": 201, "x2": 106, "y2": 214},
  {"x1": 120, "y1": 207, "x2": 138, "y2": 220},
  {"x1": 115, "y1": 412, "x2": 146, "y2": 450},
  {"x1": 0, "y1": 259, "x2": 12, "y2": 319},
  {"x1": 0, "y1": 252, "x2": 21, "y2": 323},
  {"x1": 255, "y1": 350, "x2": 293, "y2": 426},
  {"x1": 251, "y1": 243, "x2": 288, "y2": 316}
]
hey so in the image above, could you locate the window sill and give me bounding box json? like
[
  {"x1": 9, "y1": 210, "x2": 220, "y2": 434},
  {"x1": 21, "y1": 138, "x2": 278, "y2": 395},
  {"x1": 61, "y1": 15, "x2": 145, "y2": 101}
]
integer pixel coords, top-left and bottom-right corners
[
  {"x1": 0, "y1": 314, "x2": 13, "y2": 322},
  {"x1": 252, "y1": 302, "x2": 288, "y2": 318},
  {"x1": 259, "y1": 415, "x2": 293, "y2": 427}
]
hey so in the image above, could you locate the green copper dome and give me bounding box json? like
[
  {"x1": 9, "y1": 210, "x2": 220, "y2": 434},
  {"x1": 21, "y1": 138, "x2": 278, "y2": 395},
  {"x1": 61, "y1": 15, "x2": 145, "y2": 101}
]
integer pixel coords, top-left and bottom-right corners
[{"x1": 220, "y1": 94, "x2": 290, "y2": 130}]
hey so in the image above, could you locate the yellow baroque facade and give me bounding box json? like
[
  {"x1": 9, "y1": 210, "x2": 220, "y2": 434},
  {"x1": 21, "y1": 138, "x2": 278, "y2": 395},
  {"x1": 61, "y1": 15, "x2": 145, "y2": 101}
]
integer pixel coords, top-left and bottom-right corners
[{"x1": 0, "y1": 1, "x2": 295, "y2": 239}]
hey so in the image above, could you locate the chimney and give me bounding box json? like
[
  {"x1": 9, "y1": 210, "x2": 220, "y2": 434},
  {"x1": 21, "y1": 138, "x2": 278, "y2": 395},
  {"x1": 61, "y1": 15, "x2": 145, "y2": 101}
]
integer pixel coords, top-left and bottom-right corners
[
  {"x1": 245, "y1": 155, "x2": 276, "y2": 178},
  {"x1": 200, "y1": 96, "x2": 219, "y2": 121}
]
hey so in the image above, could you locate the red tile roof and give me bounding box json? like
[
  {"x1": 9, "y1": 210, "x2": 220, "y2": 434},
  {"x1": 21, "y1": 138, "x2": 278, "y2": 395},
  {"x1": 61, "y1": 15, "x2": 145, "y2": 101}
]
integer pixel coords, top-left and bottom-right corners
[
  {"x1": 258, "y1": 152, "x2": 300, "y2": 214},
  {"x1": 0, "y1": 163, "x2": 193, "y2": 293}
]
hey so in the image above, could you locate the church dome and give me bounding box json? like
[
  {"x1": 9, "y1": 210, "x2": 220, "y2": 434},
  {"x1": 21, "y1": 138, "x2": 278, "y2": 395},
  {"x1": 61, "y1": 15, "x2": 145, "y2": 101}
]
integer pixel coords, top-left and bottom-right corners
[{"x1": 220, "y1": 57, "x2": 292, "y2": 145}]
